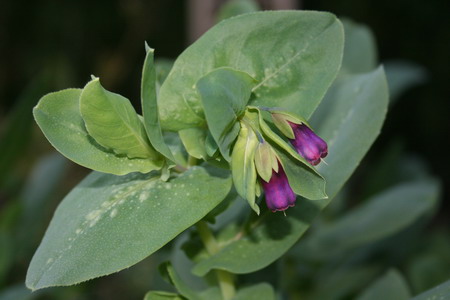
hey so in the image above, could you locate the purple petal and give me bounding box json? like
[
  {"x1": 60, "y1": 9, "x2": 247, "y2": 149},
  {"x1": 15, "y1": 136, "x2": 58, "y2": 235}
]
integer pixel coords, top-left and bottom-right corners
[
  {"x1": 288, "y1": 122, "x2": 328, "y2": 165},
  {"x1": 261, "y1": 163, "x2": 296, "y2": 212}
]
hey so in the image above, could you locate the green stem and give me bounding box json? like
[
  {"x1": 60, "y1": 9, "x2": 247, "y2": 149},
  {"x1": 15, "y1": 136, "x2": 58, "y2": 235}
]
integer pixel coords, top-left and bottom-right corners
[{"x1": 196, "y1": 221, "x2": 236, "y2": 300}]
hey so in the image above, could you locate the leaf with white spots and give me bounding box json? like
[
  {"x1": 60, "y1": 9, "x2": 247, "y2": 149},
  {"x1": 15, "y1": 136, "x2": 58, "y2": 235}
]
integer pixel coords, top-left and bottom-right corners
[{"x1": 26, "y1": 167, "x2": 231, "y2": 290}]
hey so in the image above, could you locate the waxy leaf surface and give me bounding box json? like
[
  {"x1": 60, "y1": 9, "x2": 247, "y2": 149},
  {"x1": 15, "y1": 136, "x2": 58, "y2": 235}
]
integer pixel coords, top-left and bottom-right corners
[
  {"x1": 141, "y1": 46, "x2": 179, "y2": 163},
  {"x1": 158, "y1": 11, "x2": 344, "y2": 130},
  {"x1": 33, "y1": 89, "x2": 160, "y2": 175},
  {"x1": 26, "y1": 167, "x2": 231, "y2": 290},
  {"x1": 80, "y1": 79, "x2": 159, "y2": 159},
  {"x1": 192, "y1": 67, "x2": 389, "y2": 275},
  {"x1": 231, "y1": 122, "x2": 259, "y2": 214},
  {"x1": 197, "y1": 67, "x2": 255, "y2": 159}
]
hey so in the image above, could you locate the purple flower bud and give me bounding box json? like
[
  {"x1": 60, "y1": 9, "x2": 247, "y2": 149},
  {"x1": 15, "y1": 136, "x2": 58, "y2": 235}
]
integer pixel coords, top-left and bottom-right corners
[
  {"x1": 288, "y1": 122, "x2": 328, "y2": 166},
  {"x1": 260, "y1": 162, "x2": 296, "y2": 212}
]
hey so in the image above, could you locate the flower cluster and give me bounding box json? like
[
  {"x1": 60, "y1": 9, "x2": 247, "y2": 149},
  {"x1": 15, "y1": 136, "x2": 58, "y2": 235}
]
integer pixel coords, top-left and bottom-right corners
[{"x1": 232, "y1": 108, "x2": 328, "y2": 213}]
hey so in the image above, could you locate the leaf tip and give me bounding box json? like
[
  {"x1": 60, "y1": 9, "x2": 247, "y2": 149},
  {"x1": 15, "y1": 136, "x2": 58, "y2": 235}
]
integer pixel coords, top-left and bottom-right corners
[{"x1": 144, "y1": 42, "x2": 154, "y2": 54}]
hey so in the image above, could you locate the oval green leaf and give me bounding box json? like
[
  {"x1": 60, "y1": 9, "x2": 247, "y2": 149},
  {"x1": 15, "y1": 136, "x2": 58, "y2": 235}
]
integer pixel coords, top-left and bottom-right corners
[
  {"x1": 158, "y1": 11, "x2": 344, "y2": 130},
  {"x1": 80, "y1": 78, "x2": 159, "y2": 159},
  {"x1": 33, "y1": 89, "x2": 161, "y2": 175},
  {"x1": 26, "y1": 167, "x2": 231, "y2": 290},
  {"x1": 197, "y1": 67, "x2": 256, "y2": 159}
]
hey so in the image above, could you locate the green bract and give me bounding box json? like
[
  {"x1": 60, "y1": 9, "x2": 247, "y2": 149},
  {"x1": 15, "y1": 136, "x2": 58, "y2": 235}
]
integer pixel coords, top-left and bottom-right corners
[{"x1": 231, "y1": 122, "x2": 259, "y2": 214}]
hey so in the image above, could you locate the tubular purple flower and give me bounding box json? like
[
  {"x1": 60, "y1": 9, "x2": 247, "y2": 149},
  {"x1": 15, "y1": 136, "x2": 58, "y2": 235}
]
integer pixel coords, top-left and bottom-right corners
[
  {"x1": 288, "y1": 122, "x2": 328, "y2": 166},
  {"x1": 260, "y1": 162, "x2": 296, "y2": 212}
]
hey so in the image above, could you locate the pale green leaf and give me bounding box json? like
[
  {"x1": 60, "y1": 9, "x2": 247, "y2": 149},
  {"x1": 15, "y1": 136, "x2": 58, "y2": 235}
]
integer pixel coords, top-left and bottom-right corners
[
  {"x1": 80, "y1": 78, "x2": 159, "y2": 159},
  {"x1": 197, "y1": 67, "x2": 255, "y2": 160},
  {"x1": 141, "y1": 46, "x2": 179, "y2": 163},
  {"x1": 304, "y1": 180, "x2": 440, "y2": 259},
  {"x1": 179, "y1": 128, "x2": 208, "y2": 160},
  {"x1": 158, "y1": 11, "x2": 344, "y2": 130},
  {"x1": 26, "y1": 167, "x2": 231, "y2": 290},
  {"x1": 33, "y1": 89, "x2": 161, "y2": 175},
  {"x1": 341, "y1": 18, "x2": 377, "y2": 74}
]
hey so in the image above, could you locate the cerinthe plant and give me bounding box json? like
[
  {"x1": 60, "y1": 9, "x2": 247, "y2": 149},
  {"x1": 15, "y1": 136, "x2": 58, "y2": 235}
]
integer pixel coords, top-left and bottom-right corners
[{"x1": 26, "y1": 11, "x2": 388, "y2": 300}]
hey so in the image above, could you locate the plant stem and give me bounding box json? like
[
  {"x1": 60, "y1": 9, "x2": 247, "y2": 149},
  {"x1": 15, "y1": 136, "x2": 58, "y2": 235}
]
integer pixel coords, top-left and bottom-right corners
[{"x1": 196, "y1": 221, "x2": 236, "y2": 300}]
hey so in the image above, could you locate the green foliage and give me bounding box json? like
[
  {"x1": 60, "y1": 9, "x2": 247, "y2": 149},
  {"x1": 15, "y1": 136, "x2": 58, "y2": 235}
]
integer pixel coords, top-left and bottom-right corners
[
  {"x1": 411, "y1": 279, "x2": 450, "y2": 300},
  {"x1": 12, "y1": 8, "x2": 445, "y2": 300},
  {"x1": 26, "y1": 167, "x2": 231, "y2": 289},
  {"x1": 356, "y1": 270, "x2": 411, "y2": 300},
  {"x1": 33, "y1": 89, "x2": 162, "y2": 175},
  {"x1": 80, "y1": 78, "x2": 159, "y2": 159},
  {"x1": 141, "y1": 46, "x2": 179, "y2": 164},
  {"x1": 233, "y1": 283, "x2": 275, "y2": 300},
  {"x1": 197, "y1": 67, "x2": 255, "y2": 160},
  {"x1": 158, "y1": 11, "x2": 344, "y2": 130},
  {"x1": 191, "y1": 67, "x2": 388, "y2": 276},
  {"x1": 303, "y1": 180, "x2": 440, "y2": 259}
]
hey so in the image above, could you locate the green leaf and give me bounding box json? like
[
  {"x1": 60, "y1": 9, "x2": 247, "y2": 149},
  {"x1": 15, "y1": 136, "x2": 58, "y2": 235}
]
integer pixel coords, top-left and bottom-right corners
[
  {"x1": 312, "y1": 67, "x2": 389, "y2": 199},
  {"x1": 33, "y1": 89, "x2": 161, "y2": 175},
  {"x1": 26, "y1": 167, "x2": 231, "y2": 290},
  {"x1": 141, "y1": 46, "x2": 179, "y2": 163},
  {"x1": 308, "y1": 265, "x2": 382, "y2": 300},
  {"x1": 179, "y1": 128, "x2": 208, "y2": 160},
  {"x1": 275, "y1": 149, "x2": 327, "y2": 200},
  {"x1": 384, "y1": 60, "x2": 427, "y2": 103},
  {"x1": 160, "y1": 262, "x2": 202, "y2": 300},
  {"x1": 304, "y1": 180, "x2": 440, "y2": 258},
  {"x1": 411, "y1": 278, "x2": 450, "y2": 300},
  {"x1": 158, "y1": 11, "x2": 344, "y2": 130},
  {"x1": 356, "y1": 270, "x2": 411, "y2": 300},
  {"x1": 80, "y1": 78, "x2": 159, "y2": 159},
  {"x1": 197, "y1": 67, "x2": 255, "y2": 160},
  {"x1": 341, "y1": 18, "x2": 377, "y2": 74},
  {"x1": 231, "y1": 122, "x2": 259, "y2": 214},
  {"x1": 143, "y1": 291, "x2": 184, "y2": 300},
  {"x1": 233, "y1": 283, "x2": 275, "y2": 300},
  {"x1": 192, "y1": 67, "x2": 389, "y2": 275}
]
